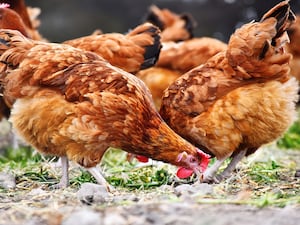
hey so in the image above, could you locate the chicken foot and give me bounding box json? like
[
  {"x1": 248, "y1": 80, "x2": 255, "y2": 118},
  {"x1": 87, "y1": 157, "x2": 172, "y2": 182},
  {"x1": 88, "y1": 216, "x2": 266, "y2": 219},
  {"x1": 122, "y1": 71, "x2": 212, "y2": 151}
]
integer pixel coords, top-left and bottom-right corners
[
  {"x1": 202, "y1": 155, "x2": 229, "y2": 183},
  {"x1": 86, "y1": 167, "x2": 112, "y2": 192},
  {"x1": 203, "y1": 149, "x2": 247, "y2": 183},
  {"x1": 216, "y1": 148, "x2": 247, "y2": 182},
  {"x1": 50, "y1": 157, "x2": 111, "y2": 191}
]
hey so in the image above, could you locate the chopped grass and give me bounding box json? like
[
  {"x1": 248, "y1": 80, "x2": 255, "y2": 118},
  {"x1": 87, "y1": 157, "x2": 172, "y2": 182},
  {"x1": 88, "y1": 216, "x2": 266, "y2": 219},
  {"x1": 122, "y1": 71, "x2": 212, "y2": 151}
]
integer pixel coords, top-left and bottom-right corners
[
  {"x1": 277, "y1": 120, "x2": 300, "y2": 149},
  {"x1": 2, "y1": 145, "x2": 298, "y2": 208},
  {"x1": 277, "y1": 110, "x2": 300, "y2": 150},
  {"x1": 247, "y1": 160, "x2": 282, "y2": 183}
]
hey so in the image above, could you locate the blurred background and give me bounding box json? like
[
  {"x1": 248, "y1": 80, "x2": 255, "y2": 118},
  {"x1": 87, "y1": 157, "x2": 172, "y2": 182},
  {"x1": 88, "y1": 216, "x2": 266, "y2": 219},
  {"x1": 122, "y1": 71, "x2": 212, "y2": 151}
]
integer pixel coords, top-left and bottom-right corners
[{"x1": 25, "y1": 0, "x2": 300, "y2": 43}]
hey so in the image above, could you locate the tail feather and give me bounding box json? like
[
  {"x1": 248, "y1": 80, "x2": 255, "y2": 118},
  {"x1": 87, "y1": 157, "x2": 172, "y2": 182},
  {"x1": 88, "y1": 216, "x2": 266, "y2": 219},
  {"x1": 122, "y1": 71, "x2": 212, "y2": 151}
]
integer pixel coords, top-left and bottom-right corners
[
  {"x1": 143, "y1": 5, "x2": 196, "y2": 42},
  {"x1": 0, "y1": 29, "x2": 32, "y2": 60},
  {"x1": 180, "y1": 14, "x2": 195, "y2": 39},
  {"x1": 226, "y1": 0, "x2": 295, "y2": 81},
  {"x1": 144, "y1": 5, "x2": 165, "y2": 30},
  {"x1": 126, "y1": 23, "x2": 162, "y2": 70},
  {"x1": 0, "y1": 29, "x2": 19, "y2": 54},
  {"x1": 260, "y1": 0, "x2": 296, "y2": 44}
]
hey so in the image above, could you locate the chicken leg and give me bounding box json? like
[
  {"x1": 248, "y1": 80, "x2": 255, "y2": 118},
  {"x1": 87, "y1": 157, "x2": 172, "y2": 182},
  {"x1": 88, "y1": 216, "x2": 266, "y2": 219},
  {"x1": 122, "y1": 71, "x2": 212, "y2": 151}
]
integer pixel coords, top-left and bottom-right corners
[
  {"x1": 52, "y1": 156, "x2": 69, "y2": 189},
  {"x1": 216, "y1": 149, "x2": 247, "y2": 182}
]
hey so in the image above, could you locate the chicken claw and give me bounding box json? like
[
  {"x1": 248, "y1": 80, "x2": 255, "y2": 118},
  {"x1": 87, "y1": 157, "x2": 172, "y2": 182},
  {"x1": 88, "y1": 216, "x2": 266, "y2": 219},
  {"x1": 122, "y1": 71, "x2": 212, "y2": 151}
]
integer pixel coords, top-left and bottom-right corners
[{"x1": 86, "y1": 167, "x2": 112, "y2": 192}]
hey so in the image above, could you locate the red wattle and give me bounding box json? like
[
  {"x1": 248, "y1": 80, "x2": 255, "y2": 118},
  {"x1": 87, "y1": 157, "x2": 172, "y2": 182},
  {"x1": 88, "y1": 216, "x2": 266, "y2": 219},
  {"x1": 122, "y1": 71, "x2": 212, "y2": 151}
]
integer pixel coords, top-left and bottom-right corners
[
  {"x1": 136, "y1": 155, "x2": 149, "y2": 163},
  {"x1": 176, "y1": 167, "x2": 194, "y2": 179}
]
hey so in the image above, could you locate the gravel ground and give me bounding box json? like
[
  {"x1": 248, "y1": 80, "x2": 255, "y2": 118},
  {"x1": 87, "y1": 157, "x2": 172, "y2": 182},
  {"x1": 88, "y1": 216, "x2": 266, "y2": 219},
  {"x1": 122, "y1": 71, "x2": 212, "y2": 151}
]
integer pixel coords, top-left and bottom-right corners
[{"x1": 1, "y1": 181, "x2": 299, "y2": 225}]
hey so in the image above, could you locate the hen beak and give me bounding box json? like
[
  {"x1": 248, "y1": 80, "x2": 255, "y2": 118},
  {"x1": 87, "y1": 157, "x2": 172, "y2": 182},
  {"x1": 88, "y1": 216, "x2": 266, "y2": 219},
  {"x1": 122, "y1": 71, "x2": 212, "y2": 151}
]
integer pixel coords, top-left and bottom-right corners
[
  {"x1": 194, "y1": 168, "x2": 204, "y2": 182},
  {"x1": 176, "y1": 151, "x2": 188, "y2": 162}
]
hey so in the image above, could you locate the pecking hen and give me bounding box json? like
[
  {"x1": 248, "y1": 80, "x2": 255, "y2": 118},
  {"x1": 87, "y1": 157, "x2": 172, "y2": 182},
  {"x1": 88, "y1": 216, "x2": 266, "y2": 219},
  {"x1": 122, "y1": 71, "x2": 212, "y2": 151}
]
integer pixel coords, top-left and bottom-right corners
[
  {"x1": 0, "y1": 29, "x2": 210, "y2": 189},
  {"x1": 160, "y1": 1, "x2": 299, "y2": 182}
]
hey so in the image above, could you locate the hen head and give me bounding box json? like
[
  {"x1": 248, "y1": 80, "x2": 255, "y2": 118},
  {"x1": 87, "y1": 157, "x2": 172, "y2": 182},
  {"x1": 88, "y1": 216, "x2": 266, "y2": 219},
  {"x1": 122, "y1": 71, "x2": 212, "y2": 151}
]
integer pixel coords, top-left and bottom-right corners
[{"x1": 176, "y1": 148, "x2": 210, "y2": 179}]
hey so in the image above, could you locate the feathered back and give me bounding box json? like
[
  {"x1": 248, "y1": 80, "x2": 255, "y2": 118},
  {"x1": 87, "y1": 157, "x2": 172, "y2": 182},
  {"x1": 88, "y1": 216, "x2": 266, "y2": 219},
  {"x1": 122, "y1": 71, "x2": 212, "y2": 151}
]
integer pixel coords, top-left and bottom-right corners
[
  {"x1": 0, "y1": 29, "x2": 100, "y2": 105},
  {"x1": 0, "y1": 29, "x2": 35, "y2": 73},
  {"x1": 226, "y1": 0, "x2": 295, "y2": 81},
  {"x1": 64, "y1": 23, "x2": 161, "y2": 74}
]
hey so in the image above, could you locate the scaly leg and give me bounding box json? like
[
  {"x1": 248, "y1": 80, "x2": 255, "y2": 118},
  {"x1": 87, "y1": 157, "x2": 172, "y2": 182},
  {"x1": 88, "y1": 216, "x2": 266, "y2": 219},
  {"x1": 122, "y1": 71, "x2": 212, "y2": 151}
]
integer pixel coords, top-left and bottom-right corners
[
  {"x1": 11, "y1": 132, "x2": 19, "y2": 150},
  {"x1": 86, "y1": 167, "x2": 112, "y2": 192},
  {"x1": 52, "y1": 156, "x2": 69, "y2": 189},
  {"x1": 217, "y1": 149, "x2": 247, "y2": 182},
  {"x1": 202, "y1": 155, "x2": 230, "y2": 183}
]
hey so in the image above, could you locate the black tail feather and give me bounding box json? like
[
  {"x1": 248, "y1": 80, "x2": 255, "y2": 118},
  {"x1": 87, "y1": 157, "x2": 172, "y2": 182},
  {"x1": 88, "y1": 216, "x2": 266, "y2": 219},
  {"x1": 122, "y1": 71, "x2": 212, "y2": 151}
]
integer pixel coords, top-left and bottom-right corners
[
  {"x1": 140, "y1": 26, "x2": 162, "y2": 70},
  {"x1": 180, "y1": 13, "x2": 197, "y2": 39},
  {"x1": 260, "y1": 0, "x2": 296, "y2": 45},
  {"x1": 144, "y1": 8, "x2": 165, "y2": 30}
]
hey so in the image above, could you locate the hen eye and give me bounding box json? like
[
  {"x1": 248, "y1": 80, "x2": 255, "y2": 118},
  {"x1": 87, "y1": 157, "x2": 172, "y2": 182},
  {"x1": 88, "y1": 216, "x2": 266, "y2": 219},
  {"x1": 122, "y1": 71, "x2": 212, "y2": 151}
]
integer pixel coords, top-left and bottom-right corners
[{"x1": 190, "y1": 157, "x2": 196, "y2": 163}]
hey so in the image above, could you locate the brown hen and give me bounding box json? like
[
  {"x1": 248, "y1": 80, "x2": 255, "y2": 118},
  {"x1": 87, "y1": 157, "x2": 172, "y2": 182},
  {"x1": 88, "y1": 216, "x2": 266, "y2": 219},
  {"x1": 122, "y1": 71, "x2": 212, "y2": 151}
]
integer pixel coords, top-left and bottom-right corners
[
  {"x1": 0, "y1": 3, "x2": 29, "y2": 37},
  {"x1": 3, "y1": 0, "x2": 45, "y2": 41},
  {"x1": 0, "y1": 29, "x2": 210, "y2": 189},
  {"x1": 0, "y1": 2, "x2": 45, "y2": 117},
  {"x1": 160, "y1": 1, "x2": 298, "y2": 183}
]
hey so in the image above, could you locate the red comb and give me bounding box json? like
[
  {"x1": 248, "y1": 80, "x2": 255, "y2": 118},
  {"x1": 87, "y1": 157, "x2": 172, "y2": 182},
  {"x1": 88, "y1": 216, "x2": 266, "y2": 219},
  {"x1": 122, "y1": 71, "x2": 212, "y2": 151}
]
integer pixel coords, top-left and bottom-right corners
[
  {"x1": 197, "y1": 149, "x2": 210, "y2": 172},
  {"x1": 0, "y1": 3, "x2": 10, "y2": 8},
  {"x1": 176, "y1": 149, "x2": 210, "y2": 179}
]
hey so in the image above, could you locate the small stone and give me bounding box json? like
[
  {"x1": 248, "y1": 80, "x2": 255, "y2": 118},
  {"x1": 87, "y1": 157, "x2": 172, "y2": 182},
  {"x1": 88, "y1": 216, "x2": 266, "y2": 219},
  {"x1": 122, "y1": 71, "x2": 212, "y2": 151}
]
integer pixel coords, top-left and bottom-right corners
[
  {"x1": 62, "y1": 209, "x2": 101, "y2": 225},
  {"x1": 174, "y1": 184, "x2": 195, "y2": 196},
  {"x1": 112, "y1": 193, "x2": 138, "y2": 203},
  {"x1": 0, "y1": 172, "x2": 16, "y2": 189},
  {"x1": 159, "y1": 184, "x2": 174, "y2": 192},
  {"x1": 103, "y1": 212, "x2": 127, "y2": 225},
  {"x1": 295, "y1": 169, "x2": 300, "y2": 178},
  {"x1": 192, "y1": 183, "x2": 214, "y2": 195},
  {"x1": 28, "y1": 187, "x2": 47, "y2": 196},
  {"x1": 77, "y1": 182, "x2": 110, "y2": 204}
]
